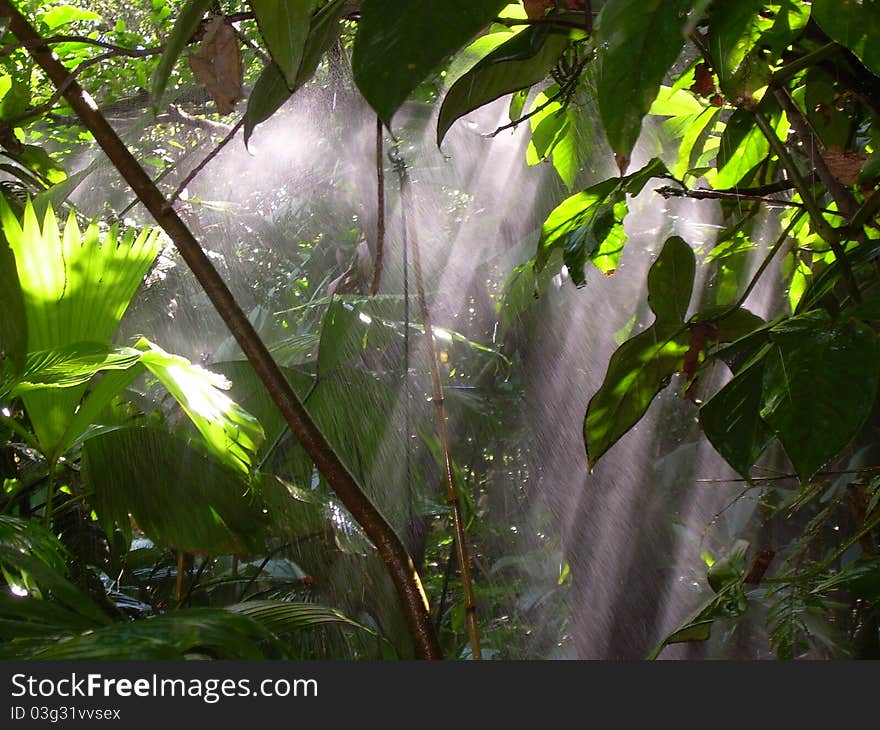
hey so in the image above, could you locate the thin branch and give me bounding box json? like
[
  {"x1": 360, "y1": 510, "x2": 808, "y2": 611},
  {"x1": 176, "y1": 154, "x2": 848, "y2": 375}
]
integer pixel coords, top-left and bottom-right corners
[
  {"x1": 0, "y1": 1, "x2": 441, "y2": 660},
  {"x1": 696, "y1": 464, "x2": 880, "y2": 483},
  {"x1": 752, "y1": 109, "x2": 862, "y2": 303},
  {"x1": 656, "y1": 185, "x2": 825, "y2": 212},
  {"x1": 494, "y1": 15, "x2": 590, "y2": 30},
  {"x1": 169, "y1": 116, "x2": 244, "y2": 205},
  {"x1": 9, "y1": 33, "x2": 163, "y2": 57},
  {"x1": 486, "y1": 86, "x2": 565, "y2": 137},
  {"x1": 400, "y1": 161, "x2": 482, "y2": 659}
]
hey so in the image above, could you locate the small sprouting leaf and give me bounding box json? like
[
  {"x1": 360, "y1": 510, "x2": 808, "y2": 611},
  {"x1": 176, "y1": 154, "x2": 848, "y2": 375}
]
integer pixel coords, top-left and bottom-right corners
[
  {"x1": 437, "y1": 25, "x2": 569, "y2": 145},
  {"x1": 189, "y1": 16, "x2": 243, "y2": 114},
  {"x1": 352, "y1": 0, "x2": 508, "y2": 124},
  {"x1": 151, "y1": 0, "x2": 215, "y2": 112},
  {"x1": 251, "y1": 0, "x2": 316, "y2": 88},
  {"x1": 760, "y1": 316, "x2": 880, "y2": 480},
  {"x1": 594, "y1": 0, "x2": 693, "y2": 161}
]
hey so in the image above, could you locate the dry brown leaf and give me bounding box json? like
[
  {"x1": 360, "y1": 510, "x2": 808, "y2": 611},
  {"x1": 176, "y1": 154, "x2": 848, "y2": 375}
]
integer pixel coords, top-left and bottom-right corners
[
  {"x1": 523, "y1": 0, "x2": 548, "y2": 19},
  {"x1": 189, "y1": 16, "x2": 242, "y2": 115},
  {"x1": 821, "y1": 144, "x2": 866, "y2": 186}
]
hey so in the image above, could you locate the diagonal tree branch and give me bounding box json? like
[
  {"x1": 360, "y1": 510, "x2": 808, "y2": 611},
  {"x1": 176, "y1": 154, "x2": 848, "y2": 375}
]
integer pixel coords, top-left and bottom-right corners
[{"x1": 0, "y1": 0, "x2": 442, "y2": 660}]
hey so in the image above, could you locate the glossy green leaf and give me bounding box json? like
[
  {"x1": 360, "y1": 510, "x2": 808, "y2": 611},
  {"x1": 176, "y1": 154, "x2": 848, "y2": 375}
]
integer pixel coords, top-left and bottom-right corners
[
  {"x1": 84, "y1": 427, "x2": 269, "y2": 555},
  {"x1": 760, "y1": 317, "x2": 880, "y2": 480},
  {"x1": 814, "y1": 557, "x2": 880, "y2": 599},
  {"x1": 228, "y1": 599, "x2": 377, "y2": 638},
  {"x1": 595, "y1": 0, "x2": 692, "y2": 161},
  {"x1": 647, "y1": 236, "x2": 695, "y2": 324},
  {"x1": 12, "y1": 146, "x2": 66, "y2": 186},
  {"x1": 0, "y1": 232, "x2": 25, "y2": 373},
  {"x1": 151, "y1": 0, "x2": 214, "y2": 112},
  {"x1": 813, "y1": 0, "x2": 880, "y2": 78},
  {"x1": 243, "y1": 0, "x2": 347, "y2": 144},
  {"x1": 437, "y1": 25, "x2": 569, "y2": 145},
  {"x1": 715, "y1": 110, "x2": 767, "y2": 189},
  {"x1": 11, "y1": 343, "x2": 142, "y2": 393},
  {"x1": 352, "y1": 0, "x2": 507, "y2": 124},
  {"x1": 251, "y1": 0, "x2": 316, "y2": 88},
  {"x1": 538, "y1": 160, "x2": 668, "y2": 284}
]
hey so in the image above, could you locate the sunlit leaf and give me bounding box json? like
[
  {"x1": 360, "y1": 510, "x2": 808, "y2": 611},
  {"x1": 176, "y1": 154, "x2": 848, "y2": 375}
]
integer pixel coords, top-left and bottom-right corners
[
  {"x1": 594, "y1": 0, "x2": 693, "y2": 162},
  {"x1": 813, "y1": 0, "x2": 880, "y2": 78},
  {"x1": 437, "y1": 25, "x2": 569, "y2": 145}
]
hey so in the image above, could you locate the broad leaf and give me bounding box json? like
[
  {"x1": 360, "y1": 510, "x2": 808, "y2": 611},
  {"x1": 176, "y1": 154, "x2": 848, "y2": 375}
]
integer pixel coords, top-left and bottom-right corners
[
  {"x1": 228, "y1": 600, "x2": 377, "y2": 638},
  {"x1": 647, "y1": 236, "x2": 695, "y2": 324},
  {"x1": 700, "y1": 354, "x2": 774, "y2": 477},
  {"x1": 760, "y1": 316, "x2": 880, "y2": 480},
  {"x1": 352, "y1": 0, "x2": 507, "y2": 124},
  {"x1": 11, "y1": 343, "x2": 142, "y2": 392},
  {"x1": 595, "y1": 0, "x2": 693, "y2": 163},
  {"x1": 251, "y1": 0, "x2": 316, "y2": 88},
  {"x1": 813, "y1": 0, "x2": 880, "y2": 78},
  {"x1": 437, "y1": 25, "x2": 569, "y2": 145},
  {"x1": 243, "y1": 0, "x2": 347, "y2": 144},
  {"x1": 538, "y1": 159, "x2": 668, "y2": 284},
  {"x1": 84, "y1": 427, "x2": 269, "y2": 555}
]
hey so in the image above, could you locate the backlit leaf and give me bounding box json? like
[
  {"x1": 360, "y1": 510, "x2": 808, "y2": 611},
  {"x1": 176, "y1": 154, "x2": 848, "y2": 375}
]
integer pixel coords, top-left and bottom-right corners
[{"x1": 251, "y1": 0, "x2": 316, "y2": 88}]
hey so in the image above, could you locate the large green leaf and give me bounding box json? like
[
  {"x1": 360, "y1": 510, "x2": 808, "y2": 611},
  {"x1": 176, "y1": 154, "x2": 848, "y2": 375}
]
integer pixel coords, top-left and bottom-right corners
[
  {"x1": 228, "y1": 599, "x2": 377, "y2": 638},
  {"x1": 595, "y1": 0, "x2": 692, "y2": 162},
  {"x1": 647, "y1": 236, "x2": 695, "y2": 324},
  {"x1": 84, "y1": 427, "x2": 269, "y2": 555},
  {"x1": 715, "y1": 106, "x2": 787, "y2": 189},
  {"x1": 0, "y1": 231, "x2": 25, "y2": 374},
  {"x1": 538, "y1": 159, "x2": 668, "y2": 284},
  {"x1": 352, "y1": 0, "x2": 507, "y2": 124},
  {"x1": 251, "y1": 0, "x2": 316, "y2": 88},
  {"x1": 151, "y1": 0, "x2": 215, "y2": 111},
  {"x1": 437, "y1": 25, "x2": 569, "y2": 145},
  {"x1": 10, "y1": 343, "x2": 142, "y2": 393},
  {"x1": 243, "y1": 0, "x2": 347, "y2": 144},
  {"x1": 24, "y1": 609, "x2": 280, "y2": 660},
  {"x1": 1, "y1": 199, "x2": 161, "y2": 456},
  {"x1": 700, "y1": 352, "x2": 774, "y2": 477},
  {"x1": 760, "y1": 316, "x2": 880, "y2": 480},
  {"x1": 813, "y1": 0, "x2": 880, "y2": 78}
]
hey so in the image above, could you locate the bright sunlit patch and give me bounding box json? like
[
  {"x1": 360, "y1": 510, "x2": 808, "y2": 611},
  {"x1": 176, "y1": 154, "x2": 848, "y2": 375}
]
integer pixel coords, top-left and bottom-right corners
[
  {"x1": 358, "y1": 311, "x2": 372, "y2": 325},
  {"x1": 9, "y1": 584, "x2": 28, "y2": 597},
  {"x1": 0, "y1": 407, "x2": 10, "y2": 417},
  {"x1": 433, "y1": 327, "x2": 453, "y2": 341},
  {"x1": 80, "y1": 90, "x2": 99, "y2": 111}
]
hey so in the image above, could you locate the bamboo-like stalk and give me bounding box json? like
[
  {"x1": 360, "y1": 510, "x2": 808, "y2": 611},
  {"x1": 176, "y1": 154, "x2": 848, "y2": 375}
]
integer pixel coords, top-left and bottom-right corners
[
  {"x1": 0, "y1": 1, "x2": 442, "y2": 660},
  {"x1": 370, "y1": 117, "x2": 385, "y2": 296},
  {"x1": 400, "y1": 172, "x2": 483, "y2": 659}
]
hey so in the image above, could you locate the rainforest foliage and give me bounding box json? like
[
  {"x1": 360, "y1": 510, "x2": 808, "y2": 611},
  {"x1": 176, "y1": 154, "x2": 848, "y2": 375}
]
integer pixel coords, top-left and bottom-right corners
[{"x1": 0, "y1": 0, "x2": 880, "y2": 659}]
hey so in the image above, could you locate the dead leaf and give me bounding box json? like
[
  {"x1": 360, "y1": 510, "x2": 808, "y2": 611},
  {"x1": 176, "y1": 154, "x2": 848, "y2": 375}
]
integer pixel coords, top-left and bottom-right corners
[
  {"x1": 690, "y1": 63, "x2": 717, "y2": 98},
  {"x1": 821, "y1": 144, "x2": 866, "y2": 186},
  {"x1": 189, "y1": 16, "x2": 242, "y2": 115},
  {"x1": 523, "y1": 0, "x2": 548, "y2": 19},
  {"x1": 614, "y1": 152, "x2": 630, "y2": 176}
]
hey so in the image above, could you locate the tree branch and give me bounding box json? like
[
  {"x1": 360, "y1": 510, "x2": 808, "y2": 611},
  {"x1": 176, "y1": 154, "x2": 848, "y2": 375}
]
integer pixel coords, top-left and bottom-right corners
[{"x1": 0, "y1": 0, "x2": 441, "y2": 660}]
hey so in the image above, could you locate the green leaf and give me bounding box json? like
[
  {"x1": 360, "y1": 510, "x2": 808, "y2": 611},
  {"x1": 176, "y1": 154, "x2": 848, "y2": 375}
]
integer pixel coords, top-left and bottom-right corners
[
  {"x1": 11, "y1": 343, "x2": 142, "y2": 393},
  {"x1": 813, "y1": 0, "x2": 880, "y2": 78},
  {"x1": 760, "y1": 316, "x2": 880, "y2": 480},
  {"x1": 0, "y1": 232, "x2": 25, "y2": 373},
  {"x1": 40, "y1": 5, "x2": 102, "y2": 30},
  {"x1": 11, "y1": 146, "x2": 66, "y2": 186},
  {"x1": 539, "y1": 160, "x2": 669, "y2": 284},
  {"x1": 814, "y1": 557, "x2": 880, "y2": 599},
  {"x1": 716, "y1": 109, "x2": 767, "y2": 189},
  {"x1": 84, "y1": 427, "x2": 269, "y2": 555},
  {"x1": 27, "y1": 608, "x2": 280, "y2": 660},
  {"x1": 251, "y1": 0, "x2": 316, "y2": 88},
  {"x1": 700, "y1": 357, "x2": 774, "y2": 477},
  {"x1": 585, "y1": 324, "x2": 690, "y2": 467},
  {"x1": 595, "y1": 0, "x2": 693, "y2": 162},
  {"x1": 707, "y1": 539, "x2": 750, "y2": 592},
  {"x1": 1, "y1": 199, "x2": 161, "y2": 455},
  {"x1": 228, "y1": 599, "x2": 377, "y2": 638},
  {"x1": 437, "y1": 25, "x2": 569, "y2": 145},
  {"x1": 243, "y1": 0, "x2": 347, "y2": 144},
  {"x1": 352, "y1": 0, "x2": 508, "y2": 124},
  {"x1": 647, "y1": 235, "x2": 695, "y2": 324},
  {"x1": 151, "y1": 0, "x2": 215, "y2": 112},
  {"x1": 136, "y1": 338, "x2": 265, "y2": 475}
]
